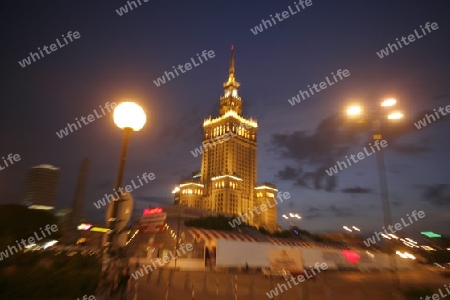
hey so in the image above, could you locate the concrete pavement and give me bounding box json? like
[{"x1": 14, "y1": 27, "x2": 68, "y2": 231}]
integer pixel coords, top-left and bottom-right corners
[{"x1": 127, "y1": 267, "x2": 447, "y2": 300}]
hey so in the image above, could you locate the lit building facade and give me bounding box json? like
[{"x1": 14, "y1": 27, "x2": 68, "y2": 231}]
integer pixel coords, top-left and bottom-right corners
[
  {"x1": 174, "y1": 47, "x2": 278, "y2": 232},
  {"x1": 22, "y1": 164, "x2": 60, "y2": 210}
]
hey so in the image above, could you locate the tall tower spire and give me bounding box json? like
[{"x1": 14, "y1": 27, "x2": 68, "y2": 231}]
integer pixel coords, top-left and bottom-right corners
[
  {"x1": 229, "y1": 45, "x2": 235, "y2": 79},
  {"x1": 221, "y1": 45, "x2": 241, "y2": 115}
]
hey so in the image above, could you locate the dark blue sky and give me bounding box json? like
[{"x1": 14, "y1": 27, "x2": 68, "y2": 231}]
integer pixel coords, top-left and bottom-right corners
[{"x1": 1, "y1": 0, "x2": 449, "y2": 235}]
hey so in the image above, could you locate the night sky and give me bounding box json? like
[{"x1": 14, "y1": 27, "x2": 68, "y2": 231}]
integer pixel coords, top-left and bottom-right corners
[{"x1": 1, "y1": 0, "x2": 449, "y2": 235}]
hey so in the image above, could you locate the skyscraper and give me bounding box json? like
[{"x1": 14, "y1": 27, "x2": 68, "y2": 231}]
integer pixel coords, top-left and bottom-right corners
[
  {"x1": 66, "y1": 158, "x2": 90, "y2": 244},
  {"x1": 22, "y1": 164, "x2": 60, "y2": 210},
  {"x1": 174, "y1": 47, "x2": 278, "y2": 232}
]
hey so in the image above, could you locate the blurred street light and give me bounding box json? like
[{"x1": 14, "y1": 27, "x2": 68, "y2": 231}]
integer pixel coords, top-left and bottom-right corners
[
  {"x1": 347, "y1": 106, "x2": 362, "y2": 116},
  {"x1": 387, "y1": 112, "x2": 404, "y2": 120},
  {"x1": 101, "y1": 101, "x2": 146, "y2": 282},
  {"x1": 381, "y1": 98, "x2": 397, "y2": 107},
  {"x1": 345, "y1": 97, "x2": 404, "y2": 294},
  {"x1": 283, "y1": 212, "x2": 302, "y2": 228},
  {"x1": 343, "y1": 225, "x2": 361, "y2": 232},
  {"x1": 343, "y1": 226, "x2": 352, "y2": 232}
]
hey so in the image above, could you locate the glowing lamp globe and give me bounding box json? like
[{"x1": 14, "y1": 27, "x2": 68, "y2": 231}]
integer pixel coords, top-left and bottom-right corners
[
  {"x1": 347, "y1": 106, "x2": 362, "y2": 116},
  {"x1": 387, "y1": 112, "x2": 404, "y2": 120},
  {"x1": 113, "y1": 102, "x2": 146, "y2": 131},
  {"x1": 381, "y1": 98, "x2": 397, "y2": 107}
]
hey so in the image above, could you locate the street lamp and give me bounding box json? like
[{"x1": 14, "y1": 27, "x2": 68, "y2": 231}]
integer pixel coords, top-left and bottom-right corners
[
  {"x1": 101, "y1": 102, "x2": 146, "y2": 280},
  {"x1": 282, "y1": 212, "x2": 302, "y2": 228},
  {"x1": 343, "y1": 225, "x2": 361, "y2": 233},
  {"x1": 381, "y1": 98, "x2": 397, "y2": 107},
  {"x1": 347, "y1": 106, "x2": 362, "y2": 116},
  {"x1": 387, "y1": 112, "x2": 404, "y2": 120},
  {"x1": 343, "y1": 226, "x2": 352, "y2": 232},
  {"x1": 345, "y1": 97, "x2": 403, "y2": 294}
]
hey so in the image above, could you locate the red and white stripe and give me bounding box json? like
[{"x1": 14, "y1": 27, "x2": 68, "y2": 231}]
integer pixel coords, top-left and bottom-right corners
[{"x1": 188, "y1": 228, "x2": 257, "y2": 243}]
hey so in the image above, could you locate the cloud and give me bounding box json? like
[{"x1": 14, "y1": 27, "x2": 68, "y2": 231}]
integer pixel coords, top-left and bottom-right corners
[
  {"x1": 416, "y1": 184, "x2": 450, "y2": 206},
  {"x1": 341, "y1": 186, "x2": 372, "y2": 194},
  {"x1": 328, "y1": 204, "x2": 355, "y2": 217},
  {"x1": 276, "y1": 166, "x2": 301, "y2": 180},
  {"x1": 301, "y1": 204, "x2": 356, "y2": 220},
  {"x1": 430, "y1": 93, "x2": 449, "y2": 102},
  {"x1": 270, "y1": 114, "x2": 366, "y2": 191},
  {"x1": 270, "y1": 114, "x2": 362, "y2": 164},
  {"x1": 387, "y1": 163, "x2": 410, "y2": 175},
  {"x1": 404, "y1": 108, "x2": 450, "y2": 141},
  {"x1": 271, "y1": 112, "x2": 438, "y2": 191},
  {"x1": 301, "y1": 206, "x2": 324, "y2": 220}
]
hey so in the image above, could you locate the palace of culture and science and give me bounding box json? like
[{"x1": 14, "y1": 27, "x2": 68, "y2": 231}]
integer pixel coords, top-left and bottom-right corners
[{"x1": 173, "y1": 47, "x2": 278, "y2": 232}]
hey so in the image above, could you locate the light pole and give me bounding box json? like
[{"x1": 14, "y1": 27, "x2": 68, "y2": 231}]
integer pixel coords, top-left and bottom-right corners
[
  {"x1": 282, "y1": 213, "x2": 302, "y2": 228},
  {"x1": 101, "y1": 102, "x2": 146, "y2": 281},
  {"x1": 346, "y1": 98, "x2": 403, "y2": 294},
  {"x1": 174, "y1": 203, "x2": 181, "y2": 269}
]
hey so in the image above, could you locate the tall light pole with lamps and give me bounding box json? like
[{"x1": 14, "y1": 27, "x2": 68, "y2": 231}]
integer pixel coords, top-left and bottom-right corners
[
  {"x1": 101, "y1": 102, "x2": 147, "y2": 281},
  {"x1": 346, "y1": 98, "x2": 403, "y2": 295},
  {"x1": 282, "y1": 213, "x2": 302, "y2": 228}
]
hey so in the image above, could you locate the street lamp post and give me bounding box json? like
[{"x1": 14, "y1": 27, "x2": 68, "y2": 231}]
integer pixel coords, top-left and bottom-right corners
[
  {"x1": 346, "y1": 98, "x2": 403, "y2": 295},
  {"x1": 282, "y1": 213, "x2": 302, "y2": 228},
  {"x1": 101, "y1": 102, "x2": 146, "y2": 282},
  {"x1": 174, "y1": 203, "x2": 181, "y2": 269},
  {"x1": 372, "y1": 105, "x2": 401, "y2": 294}
]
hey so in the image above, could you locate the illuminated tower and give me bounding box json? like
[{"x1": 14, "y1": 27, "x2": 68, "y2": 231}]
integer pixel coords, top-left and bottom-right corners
[
  {"x1": 22, "y1": 164, "x2": 60, "y2": 210},
  {"x1": 67, "y1": 157, "x2": 90, "y2": 244},
  {"x1": 175, "y1": 46, "x2": 278, "y2": 232},
  {"x1": 201, "y1": 46, "x2": 258, "y2": 216}
]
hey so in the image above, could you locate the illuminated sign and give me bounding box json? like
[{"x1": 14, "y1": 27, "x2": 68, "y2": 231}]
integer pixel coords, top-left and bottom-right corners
[
  {"x1": 90, "y1": 227, "x2": 109, "y2": 233},
  {"x1": 77, "y1": 223, "x2": 93, "y2": 230},
  {"x1": 421, "y1": 231, "x2": 441, "y2": 238},
  {"x1": 140, "y1": 213, "x2": 167, "y2": 233},
  {"x1": 143, "y1": 207, "x2": 163, "y2": 216},
  {"x1": 342, "y1": 250, "x2": 361, "y2": 264},
  {"x1": 28, "y1": 205, "x2": 54, "y2": 210}
]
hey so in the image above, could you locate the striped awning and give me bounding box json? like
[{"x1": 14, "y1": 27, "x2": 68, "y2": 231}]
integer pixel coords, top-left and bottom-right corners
[
  {"x1": 268, "y1": 237, "x2": 313, "y2": 248},
  {"x1": 188, "y1": 228, "x2": 257, "y2": 243},
  {"x1": 268, "y1": 237, "x2": 346, "y2": 250}
]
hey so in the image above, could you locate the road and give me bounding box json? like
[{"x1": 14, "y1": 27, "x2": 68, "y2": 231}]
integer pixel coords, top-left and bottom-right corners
[{"x1": 125, "y1": 266, "x2": 448, "y2": 300}]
